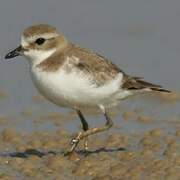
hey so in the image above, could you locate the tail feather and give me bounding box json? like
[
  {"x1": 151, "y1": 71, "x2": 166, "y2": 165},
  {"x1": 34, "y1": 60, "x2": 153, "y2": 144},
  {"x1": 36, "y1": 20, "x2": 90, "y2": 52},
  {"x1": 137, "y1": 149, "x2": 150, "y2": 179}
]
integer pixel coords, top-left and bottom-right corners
[
  {"x1": 122, "y1": 76, "x2": 171, "y2": 93},
  {"x1": 135, "y1": 79, "x2": 171, "y2": 93}
]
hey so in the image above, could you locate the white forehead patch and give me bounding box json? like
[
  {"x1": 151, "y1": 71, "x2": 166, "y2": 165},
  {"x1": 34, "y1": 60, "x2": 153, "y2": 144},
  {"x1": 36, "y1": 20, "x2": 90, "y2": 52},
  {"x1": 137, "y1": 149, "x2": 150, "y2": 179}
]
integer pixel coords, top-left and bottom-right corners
[
  {"x1": 21, "y1": 36, "x2": 29, "y2": 47},
  {"x1": 21, "y1": 33, "x2": 58, "y2": 46}
]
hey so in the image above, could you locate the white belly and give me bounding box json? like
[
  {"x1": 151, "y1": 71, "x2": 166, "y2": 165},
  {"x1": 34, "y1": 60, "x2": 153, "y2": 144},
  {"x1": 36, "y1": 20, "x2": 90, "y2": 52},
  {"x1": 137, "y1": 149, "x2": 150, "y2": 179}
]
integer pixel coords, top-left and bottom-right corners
[{"x1": 30, "y1": 67, "x2": 132, "y2": 109}]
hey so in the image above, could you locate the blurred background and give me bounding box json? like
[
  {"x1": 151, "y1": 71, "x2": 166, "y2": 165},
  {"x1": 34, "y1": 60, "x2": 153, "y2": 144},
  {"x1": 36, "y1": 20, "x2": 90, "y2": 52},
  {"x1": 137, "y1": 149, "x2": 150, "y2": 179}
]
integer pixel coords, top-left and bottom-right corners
[{"x1": 0, "y1": 0, "x2": 179, "y2": 133}]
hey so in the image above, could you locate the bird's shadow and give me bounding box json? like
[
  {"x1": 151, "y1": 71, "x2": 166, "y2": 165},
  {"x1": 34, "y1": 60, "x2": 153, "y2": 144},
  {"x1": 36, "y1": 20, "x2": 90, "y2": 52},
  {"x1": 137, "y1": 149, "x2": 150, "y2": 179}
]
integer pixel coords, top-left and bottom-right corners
[
  {"x1": 77, "y1": 147, "x2": 126, "y2": 156},
  {"x1": 0, "y1": 147, "x2": 126, "y2": 158}
]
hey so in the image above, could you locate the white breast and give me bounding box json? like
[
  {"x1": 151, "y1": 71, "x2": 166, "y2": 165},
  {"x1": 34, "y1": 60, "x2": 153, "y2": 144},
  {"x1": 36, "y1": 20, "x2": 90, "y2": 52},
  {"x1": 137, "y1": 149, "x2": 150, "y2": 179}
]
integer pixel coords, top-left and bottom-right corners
[{"x1": 30, "y1": 65, "x2": 132, "y2": 109}]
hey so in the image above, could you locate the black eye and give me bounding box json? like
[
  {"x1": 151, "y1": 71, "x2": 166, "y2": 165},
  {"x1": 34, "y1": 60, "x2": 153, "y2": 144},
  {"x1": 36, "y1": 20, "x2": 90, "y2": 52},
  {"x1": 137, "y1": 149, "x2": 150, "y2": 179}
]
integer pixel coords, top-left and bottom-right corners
[{"x1": 35, "y1": 38, "x2": 46, "y2": 45}]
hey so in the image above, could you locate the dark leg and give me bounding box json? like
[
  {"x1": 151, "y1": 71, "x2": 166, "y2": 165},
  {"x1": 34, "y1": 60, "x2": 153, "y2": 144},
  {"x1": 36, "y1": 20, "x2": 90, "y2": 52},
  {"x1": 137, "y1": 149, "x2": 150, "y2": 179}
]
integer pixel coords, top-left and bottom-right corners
[
  {"x1": 65, "y1": 107, "x2": 113, "y2": 155},
  {"x1": 77, "y1": 110, "x2": 89, "y2": 131},
  {"x1": 76, "y1": 110, "x2": 89, "y2": 150}
]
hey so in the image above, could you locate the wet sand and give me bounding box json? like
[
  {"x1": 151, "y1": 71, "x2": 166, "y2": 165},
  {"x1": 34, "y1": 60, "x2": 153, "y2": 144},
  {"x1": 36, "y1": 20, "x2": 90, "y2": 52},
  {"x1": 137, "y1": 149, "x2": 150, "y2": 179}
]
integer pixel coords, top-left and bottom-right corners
[
  {"x1": 0, "y1": 126, "x2": 179, "y2": 180},
  {"x1": 0, "y1": 93, "x2": 179, "y2": 180}
]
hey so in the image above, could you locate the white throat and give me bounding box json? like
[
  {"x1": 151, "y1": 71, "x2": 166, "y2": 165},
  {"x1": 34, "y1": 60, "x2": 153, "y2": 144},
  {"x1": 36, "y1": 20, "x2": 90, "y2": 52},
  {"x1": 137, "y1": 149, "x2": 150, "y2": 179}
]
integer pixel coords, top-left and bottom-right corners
[{"x1": 23, "y1": 48, "x2": 56, "y2": 67}]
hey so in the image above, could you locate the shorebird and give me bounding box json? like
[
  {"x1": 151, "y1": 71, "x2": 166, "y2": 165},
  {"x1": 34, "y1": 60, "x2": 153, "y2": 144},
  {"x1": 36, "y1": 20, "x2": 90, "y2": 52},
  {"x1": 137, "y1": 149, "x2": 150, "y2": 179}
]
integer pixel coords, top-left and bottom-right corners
[{"x1": 5, "y1": 24, "x2": 170, "y2": 155}]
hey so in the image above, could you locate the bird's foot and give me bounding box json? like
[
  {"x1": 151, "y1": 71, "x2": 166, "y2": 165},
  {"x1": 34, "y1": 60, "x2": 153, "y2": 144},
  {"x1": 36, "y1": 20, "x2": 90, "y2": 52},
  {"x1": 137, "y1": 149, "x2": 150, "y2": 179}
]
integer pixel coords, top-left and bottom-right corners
[
  {"x1": 84, "y1": 137, "x2": 88, "y2": 151},
  {"x1": 64, "y1": 132, "x2": 82, "y2": 156}
]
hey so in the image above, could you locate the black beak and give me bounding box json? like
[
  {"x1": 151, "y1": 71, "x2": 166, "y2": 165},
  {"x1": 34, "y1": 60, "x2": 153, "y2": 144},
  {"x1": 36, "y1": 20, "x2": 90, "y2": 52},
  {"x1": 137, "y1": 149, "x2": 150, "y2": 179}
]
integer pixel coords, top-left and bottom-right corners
[{"x1": 5, "y1": 46, "x2": 22, "y2": 59}]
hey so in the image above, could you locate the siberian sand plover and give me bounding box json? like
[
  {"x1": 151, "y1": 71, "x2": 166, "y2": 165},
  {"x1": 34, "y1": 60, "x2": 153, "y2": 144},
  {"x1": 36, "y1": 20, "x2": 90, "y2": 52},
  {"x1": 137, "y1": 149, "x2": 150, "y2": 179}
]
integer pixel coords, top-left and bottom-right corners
[{"x1": 5, "y1": 24, "x2": 170, "y2": 155}]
